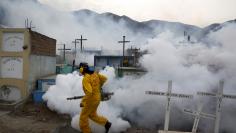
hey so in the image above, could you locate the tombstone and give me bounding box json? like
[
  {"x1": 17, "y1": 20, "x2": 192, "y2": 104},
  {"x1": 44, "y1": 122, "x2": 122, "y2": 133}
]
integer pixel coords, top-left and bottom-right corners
[
  {"x1": 197, "y1": 80, "x2": 236, "y2": 133},
  {"x1": 0, "y1": 28, "x2": 56, "y2": 104},
  {"x1": 183, "y1": 104, "x2": 215, "y2": 133},
  {"x1": 146, "y1": 80, "x2": 193, "y2": 133}
]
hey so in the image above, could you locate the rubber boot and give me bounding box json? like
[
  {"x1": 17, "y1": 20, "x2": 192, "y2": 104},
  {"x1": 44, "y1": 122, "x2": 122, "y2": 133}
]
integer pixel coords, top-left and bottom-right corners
[{"x1": 105, "y1": 121, "x2": 112, "y2": 133}]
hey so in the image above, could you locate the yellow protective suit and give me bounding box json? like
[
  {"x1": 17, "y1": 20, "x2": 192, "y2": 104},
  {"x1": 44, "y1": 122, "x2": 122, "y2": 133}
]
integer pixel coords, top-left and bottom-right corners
[{"x1": 79, "y1": 72, "x2": 108, "y2": 133}]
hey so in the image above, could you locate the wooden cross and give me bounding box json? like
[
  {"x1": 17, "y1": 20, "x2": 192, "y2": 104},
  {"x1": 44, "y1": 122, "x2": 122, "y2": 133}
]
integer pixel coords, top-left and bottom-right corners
[
  {"x1": 197, "y1": 80, "x2": 236, "y2": 133},
  {"x1": 118, "y1": 36, "x2": 130, "y2": 66},
  {"x1": 146, "y1": 80, "x2": 193, "y2": 131},
  {"x1": 58, "y1": 44, "x2": 71, "y2": 63},
  {"x1": 72, "y1": 39, "x2": 80, "y2": 57},
  {"x1": 183, "y1": 104, "x2": 215, "y2": 133},
  {"x1": 77, "y1": 35, "x2": 87, "y2": 52}
]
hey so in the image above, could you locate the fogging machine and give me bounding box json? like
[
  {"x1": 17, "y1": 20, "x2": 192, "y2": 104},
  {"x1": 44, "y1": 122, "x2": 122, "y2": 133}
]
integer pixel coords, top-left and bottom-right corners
[{"x1": 67, "y1": 91, "x2": 114, "y2": 101}]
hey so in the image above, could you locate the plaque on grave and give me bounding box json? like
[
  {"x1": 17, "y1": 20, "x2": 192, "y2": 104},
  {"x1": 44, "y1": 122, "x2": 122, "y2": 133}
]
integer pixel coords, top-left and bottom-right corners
[
  {"x1": 0, "y1": 57, "x2": 23, "y2": 79},
  {"x1": 2, "y1": 32, "x2": 24, "y2": 52},
  {"x1": 0, "y1": 85, "x2": 21, "y2": 101}
]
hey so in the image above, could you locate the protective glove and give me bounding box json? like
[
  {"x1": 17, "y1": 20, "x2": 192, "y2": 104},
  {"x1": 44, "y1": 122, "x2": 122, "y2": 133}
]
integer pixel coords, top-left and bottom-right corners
[{"x1": 80, "y1": 103, "x2": 84, "y2": 107}]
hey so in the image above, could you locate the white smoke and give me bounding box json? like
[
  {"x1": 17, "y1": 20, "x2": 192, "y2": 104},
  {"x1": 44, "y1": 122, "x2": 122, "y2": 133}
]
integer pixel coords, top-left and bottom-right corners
[
  {"x1": 1, "y1": 0, "x2": 236, "y2": 133},
  {"x1": 43, "y1": 23, "x2": 236, "y2": 132},
  {"x1": 0, "y1": 0, "x2": 152, "y2": 66},
  {"x1": 0, "y1": 0, "x2": 148, "y2": 52},
  {"x1": 43, "y1": 67, "x2": 131, "y2": 133},
  {"x1": 117, "y1": 24, "x2": 236, "y2": 132}
]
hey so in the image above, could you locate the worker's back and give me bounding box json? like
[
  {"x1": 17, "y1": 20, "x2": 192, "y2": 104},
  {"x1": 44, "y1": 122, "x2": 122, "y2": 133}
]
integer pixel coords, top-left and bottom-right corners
[
  {"x1": 83, "y1": 72, "x2": 107, "y2": 102},
  {"x1": 79, "y1": 64, "x2": 111, "y2": 133}
]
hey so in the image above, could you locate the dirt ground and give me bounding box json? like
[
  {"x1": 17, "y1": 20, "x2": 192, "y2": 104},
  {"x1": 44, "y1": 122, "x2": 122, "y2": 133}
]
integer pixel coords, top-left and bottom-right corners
[
  {"x1": 0, "y1": 100, "x2": 157, "y2": 133},
  {"x1": 0, "y1": 100, "x2": 70, "y2": 133}
]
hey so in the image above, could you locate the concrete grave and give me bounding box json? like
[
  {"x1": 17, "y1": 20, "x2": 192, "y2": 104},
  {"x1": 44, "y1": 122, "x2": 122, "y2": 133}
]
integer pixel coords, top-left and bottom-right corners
[{"x1": 0, "y1": 28, "x2": 56, "y2": 107}]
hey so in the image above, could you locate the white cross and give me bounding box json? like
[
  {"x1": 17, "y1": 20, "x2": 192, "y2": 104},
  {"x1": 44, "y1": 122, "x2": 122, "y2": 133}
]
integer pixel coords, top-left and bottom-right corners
[
  {"x1": 197, "y1": 80, "x2": 236, "y2": 133},
  {"x1": 183, "y1": 104, "x2": 216, "y2": 133},
  {"x1": 146, "y1": 80, "x2": 194, "y2": 131}
]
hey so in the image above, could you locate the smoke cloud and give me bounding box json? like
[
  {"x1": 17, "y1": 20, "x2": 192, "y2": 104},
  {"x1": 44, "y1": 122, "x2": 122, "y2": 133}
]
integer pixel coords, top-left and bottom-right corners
[
  {"x1": 0, "y1": 0, "x2": 153, "y2": 65},
  {"x1": 43, "y1": 67, "x2": 131, "y2": 133},
  {"x1": 44, "y1": 24, "x2": 236, "y2": 133},
  {"x1": 1, "y1": 0, "x2": 236, "y2": 133},
  {"x1": 0, "y1": 0, "x2": 148, "y2": 51}
]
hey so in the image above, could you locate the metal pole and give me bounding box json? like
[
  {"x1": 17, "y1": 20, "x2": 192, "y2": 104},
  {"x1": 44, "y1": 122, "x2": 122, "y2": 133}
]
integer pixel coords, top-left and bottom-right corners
[
  {"x1": 63, "y1": 44, "x2": 65, "y2": 62},
  {"x1": 75, "y1": 41, "x2": 77, "y2": 57},
  {"x1": 81, "y1": 35, "x2": 83, "y2": 52},
  {"x1": 123, "y1": 36, "x2": 125, "y2": 66}
]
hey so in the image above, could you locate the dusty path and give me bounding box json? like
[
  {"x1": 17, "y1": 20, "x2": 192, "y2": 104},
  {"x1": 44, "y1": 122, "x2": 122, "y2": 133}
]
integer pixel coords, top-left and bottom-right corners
[
  {"x1": 0, "y1": 101, "x2": 69, "y2": 133},
  {"x1": 0, "y1": 101, "x2": 158, "y2": 133}
]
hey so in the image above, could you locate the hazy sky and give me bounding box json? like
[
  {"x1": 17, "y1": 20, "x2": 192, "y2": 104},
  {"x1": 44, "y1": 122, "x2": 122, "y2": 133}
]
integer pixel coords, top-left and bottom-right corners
[{"x1": 38, "y1": 0, "x2": 236, "y2": 27}]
